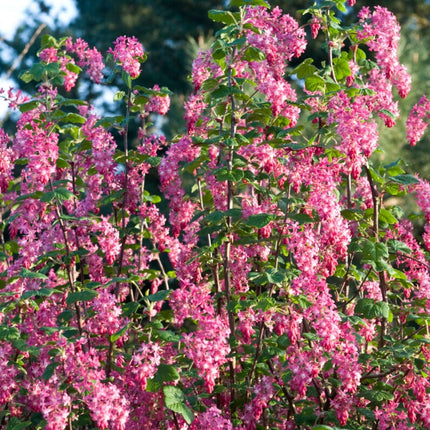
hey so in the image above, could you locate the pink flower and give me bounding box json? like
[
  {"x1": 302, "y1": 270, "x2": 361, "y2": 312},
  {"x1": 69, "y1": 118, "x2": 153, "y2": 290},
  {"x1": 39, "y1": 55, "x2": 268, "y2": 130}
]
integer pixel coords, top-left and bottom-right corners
[
  {"x1": 190, "y1": 406, "x2": 232, "y2": 430},
  {"x1": 310, "y1": 16, "x2": 321, "y2": 39},
  {"x1": 59, "y1": 57, "x2": 79, "y2": 91},
  {"x1": 109, "y1": 36, "x2": 144, "y2": 78},
  {"x1": 328, "y1": 91, "x2": 378, "y2": 178},
  {"x1": 358, "y1": 6, "x2": 411, "y2": 98},
  {"x1": 182, "y1": 315, "x2": 230, "y2": 393},
  {"x1": 191, "y1": 49, "x2": 223, "y2": 91},
  {"x1": 145, "y1": 85, "x2": 170, "y2": 116},
  {"x1": 406, "y1": 95, "x2": 430, "y2": 146},
  {"x1": 66, "y1": 37, "x2": 104, "y2": 83},
  {"x1": 331, "y1": 390, "x2": 353, "y2": 426},
  {"x1": 40, "y1": 47, "x2": 58, "y2": 63},
  {"x1": 92, "y1": 216, "x2": 121, "y2": 264},
  {"x1": 0, "y1": 129, "x2": 15, "y2": 193},
  {"x1": 184, "y1": 93, "x2": 207, "y2": 133},
  {"x1": 128, "y1": 343, "x2": 162, "y2": 390},
  {"x1": 86, "y1": 383, "x2": 129, "y2": 430},
  {"x1": 86, "y1": 290, "x2": 123, "y2": 336},
  {"x1": 14, "y1": 109, "x2": 59, "y2": 189}
]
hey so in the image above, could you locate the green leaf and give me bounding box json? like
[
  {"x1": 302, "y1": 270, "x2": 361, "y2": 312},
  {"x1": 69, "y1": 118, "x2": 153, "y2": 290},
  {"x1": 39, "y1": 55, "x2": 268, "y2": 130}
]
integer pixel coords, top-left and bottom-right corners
[
  {"x1": 385, "y1": 182, "x2": 406, "y2": 196},
  {"x1": 361, "y1": 239, "x2": 389, "y2": 271},
  {"x1": 311, "y1": 426, "x2": 334, "y2": 430},
  {"x1": 335, "y1": 1, "x2": 347, "y2": 13},
  {"x1": 341, "y1": 209, "x2": 363, "y2": 221},
  {"x1": 163, "y1": 386, "x2": 194, "y2": 424},
  {"x1": 387, "y1": 239, "x2": 412, "y2": 255},
  {"x1": 359, "y1": 389, "x2": 394, "y2": 403},
  {"x1": 355, "y1": 298, "x2": 389, "y2": 319},
  {"x1": 65, "y1": 62, "x2": 81, "y2": 74},
  {"x1": 288, "y1": 213, "x2": 315, "y2": 224},
  {"x1": 0, "y1": 326, "x2": 20, "y2": 341},
  {"x1": 30, "y1": 63, "x2": 46, "y2": 81},
  {"x1": 163, "y1": 385, "x2": 194, "y2": 425},
  {"x1": 379, "y1": 108, "x2": 396, "y2": 120},
  {"x1": 19, "y1": 70, "x2": 34, "y2": 83},
  {"x1": 146, "y1": 156, "x2": 162, "y2": 167},
  {"x1": 215, "y1": 167, "x2": 244, "y2": 182},
  {"x1": 242, "y1": 46, "x2": 266, "y2": 62},
  {"x1": 156, "y1": 329, "x2": 180, "y2": 342},
  {"x1": 229, "y1": 0, "x2": 269, "y2": 6},
  {"x1": 56, "y1": 158, "x2": 69, "y2": 168},
  {"x1": 41, "y1": 34, "x2": 58, "y2": 49},
  {"x1": 386, "y1": 266, "x2": 407, "y2": 281},
  {"x1": 147, "y1": 290, "x2": 171, "y2": 302},
  {"x1": 19, "y1": 268, "x2": 48, "y2": 280},
  {"x1": 385, "y1": 160, "x2": 405, "y2": 176},
  {"x1": 62, "y1": 113, "x2": 86, "y2": 124},
  {"x1": 245, "y1": 213, "x2": 274, "y2": 228},
  {"x1": 66, "y1": 290, "x2": 98, "y2": 305},
  {"x1": 208, "y1": 10, "x2": 238, "y2": 25},
  {"x1": 146, "y1": 378, "x2": 161, "y2": 392},
  {"x1": 42, "y1": 362, "x2": 60, "y2": 381},
  {"x1": 19, "y1": 101, "x2": 40, "y2": 113},
  {"x1": 292, "y1": 59, "x2": 318, "y2": 79},
  {"x1": 155, "y1": 363, "x2": 180, "y2": 383},
  {"x1": 46, "y1": 62, "x2": 61, "y2": 76},
  {"x1": 333, "y1": 58, "x2": 351, "y2": 80},
  {"x1": 121, "y1": 301, "x2": 140, "y2": 317},
  {"x1": 40, "y1": 187, "x2": 74, "y2": 203},
  {"x1": 122, "y1": 70, "x2": 132, "y2": 88},
  {"x1": 379, "y1": 209, "x2": 398, "y2": 225},
  {"x1": 109, "y1": 323, "x2": 131, "y2": 342},
  {"x1": 391, "y1": 174, "x2": 419, "y2": 185},
  {"x1": 21, "y1": 288, "x2": 60, "y2": 300},
  {"x1": 291, "y1": 294, "x2": 313, "y2": 309},
  {"x1": 99, "y1": 190, "x2": 125, "y2": 206},
  {"x1": 266, "y1": 268, "x2": 286, "y2": 284},
  {"x1": 5, "y1": 417, "x2": 33, "y2": 430},
  {"x1": 305, "y1": 75, "x2": 325, "y2": 92},
  {"x1": 201, "y1": 78, "x2": 220, "y2": 91},
  {"x1": 63, "y1": 327, "x2": 79, "y2": 338},
  {"x1": 248, "y1": 271, "x2": 269, "y2": 286},
  {"x1": 114, "y1": 90, "x2": 126, "y2": 101},
  {"x1": 210, "y1": 85, "x2": 244, "y2": 101},
  {"x1": 57, "y1": 310, "x2": 74, "y2": 323}
]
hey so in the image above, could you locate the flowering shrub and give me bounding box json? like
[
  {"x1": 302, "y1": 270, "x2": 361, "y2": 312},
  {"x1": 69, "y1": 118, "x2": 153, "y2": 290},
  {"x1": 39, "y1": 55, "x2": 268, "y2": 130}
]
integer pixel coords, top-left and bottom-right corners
[{"x1": 1, "y1": 0, "x2": 430, "y2": 429}]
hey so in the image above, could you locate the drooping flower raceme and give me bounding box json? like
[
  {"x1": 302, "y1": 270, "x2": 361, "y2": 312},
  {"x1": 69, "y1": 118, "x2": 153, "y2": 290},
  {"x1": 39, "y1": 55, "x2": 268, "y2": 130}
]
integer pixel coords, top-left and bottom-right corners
[
  {"x1": 108, "y1": 35, "x2": 145, "y2": 78},
  {"x1": 406, "y1": 95, "x2": 430, "y2": 146}
]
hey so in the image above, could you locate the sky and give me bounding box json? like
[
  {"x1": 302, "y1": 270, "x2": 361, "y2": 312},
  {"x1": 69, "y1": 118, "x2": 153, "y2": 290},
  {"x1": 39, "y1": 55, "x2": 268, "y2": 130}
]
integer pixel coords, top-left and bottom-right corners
[
  {"x1": 0, "y1": 0, "x2": 77, "y2": 39},
  {"x1": 0, "y1": 0, "x2": 77, "y2": 115}
]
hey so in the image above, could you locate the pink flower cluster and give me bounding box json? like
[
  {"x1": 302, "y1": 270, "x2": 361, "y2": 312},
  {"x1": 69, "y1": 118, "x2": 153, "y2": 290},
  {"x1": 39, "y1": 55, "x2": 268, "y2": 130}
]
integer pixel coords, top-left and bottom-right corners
[
  {"x1": 358, "y1": 6, "x2": 411, "y2": 98},
  {"x1": 1, "y1": 2, "x2": 429, "y2": 429},
  {"x1": 182, "y1": 316, "x2": 231, "y2": 393},
  {"x1": 244, "y1": 6, "x2": 306, "y2": 121},
  {"x1": 65, "y1": 37, "x2": 104, "y2": 83},
  {"x1": 0, "y1": 87, "x2": 30, "y2": 109},
  {"x1": 92, "y1": 216, "x2": 121, "y2": 265},
  {"x1": 14, "y1": 108, "x2": 59, "y2": 188},
  {"x1": 406, "y1": 95, "x2": 430, "y2": 146},
  {"x1": 0, "y1": 129, "x2": 15, "y2": 193},
  {"x1": 145, "y1": 84, "x2": 170, "y2": 116},
  {"x1": 327, "y1": 91, "x2": 378, "y2": 178},
  {"x1": 40, "y1": 37, "x2": 104, "y2": 90},
  {"x1": 245, "y1": 6, "x2": 307, "y2": 76},
  {"x1": 190, "y1": 406, "x2": 232, "y2": 430},
  {"x1": 108, "y1": 35, "x2": 145, "y2": 78}
]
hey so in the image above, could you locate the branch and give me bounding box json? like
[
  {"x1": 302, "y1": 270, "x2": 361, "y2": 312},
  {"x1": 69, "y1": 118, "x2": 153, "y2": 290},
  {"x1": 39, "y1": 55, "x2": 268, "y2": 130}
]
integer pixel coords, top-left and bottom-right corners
[{"x1": 5, "y1": 23, "x2": 47, "y2": 80}]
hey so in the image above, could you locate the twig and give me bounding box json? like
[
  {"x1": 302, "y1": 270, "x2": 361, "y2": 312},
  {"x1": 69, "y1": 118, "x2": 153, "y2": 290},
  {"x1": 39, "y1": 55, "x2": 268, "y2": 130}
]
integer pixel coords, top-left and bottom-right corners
[{"x1": 5, "y1": 23, "x2": 47, "y2": 79}]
